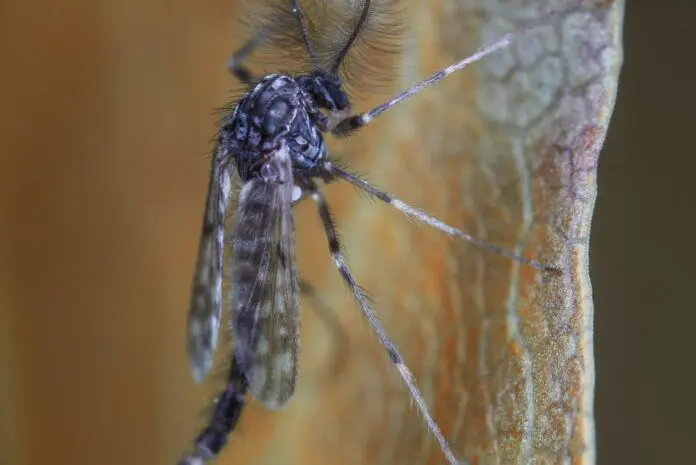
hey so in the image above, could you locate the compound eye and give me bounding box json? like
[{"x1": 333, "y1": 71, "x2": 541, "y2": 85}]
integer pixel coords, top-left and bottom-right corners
[
  {"x1": 324, "y1": 81, "x2": 348, "y2": 110},
  {"x1": 332, "y1": 90, "x2": 349, "y2": 111},
  {"x1": 324, "y1": 72, "x2": 342, "y2": 87}
]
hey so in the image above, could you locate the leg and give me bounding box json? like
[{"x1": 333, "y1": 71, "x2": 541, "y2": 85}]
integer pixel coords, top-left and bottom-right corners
[
  {"x1": 299, "y1": 278, "x2": 351, "y2": 375},
  {"x1": 291, "y1": 0, "x2": 319, "y2": 66},
  {"x1": 330, "y1": 7, "x2": 570, "y2": 137},
  {"x1": 226, "y1": 29, "x2": 271, "y2": 85},
  {"x1": 228, "y1": 0, "x2": 317, "y2": 84},
  {"x1": 178, "y1": 357, "x2": 248, "y2": 465},
  {"x1": 299, "y1": 278, "x2": 347, "y2": 341},
  {"x1": 306, "y1": 182, "x2": 461, "y2": 465},
  {"x1": 319, "y1": 161, "x2": 556, "y2": 271},
  {"x1": 331, "y1": 34, "x2": 514, "y2": 136}
]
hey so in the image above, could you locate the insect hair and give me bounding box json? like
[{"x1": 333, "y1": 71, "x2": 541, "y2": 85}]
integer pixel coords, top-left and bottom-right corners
[{"x1": 235, "y1": 0, "x2": 405, "y2": 96}]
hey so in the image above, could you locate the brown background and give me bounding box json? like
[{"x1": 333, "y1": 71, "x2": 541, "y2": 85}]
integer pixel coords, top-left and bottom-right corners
[
  {"x1": 0, "y1": 1, "x2": 692, "y2": 465},
  {"x1": 591, "y1": 1, "x2": 696, "y2": 463}
]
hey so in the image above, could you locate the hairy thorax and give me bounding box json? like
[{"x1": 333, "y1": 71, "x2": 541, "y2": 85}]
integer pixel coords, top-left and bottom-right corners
[{"x1": 219, "y1": 74, "x2": 330, "y2": 181}]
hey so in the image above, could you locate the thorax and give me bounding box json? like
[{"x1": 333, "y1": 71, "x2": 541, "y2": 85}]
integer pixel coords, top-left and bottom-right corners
[{"x1": 220, "y1": 74, "x2": 327, "y2": 181}]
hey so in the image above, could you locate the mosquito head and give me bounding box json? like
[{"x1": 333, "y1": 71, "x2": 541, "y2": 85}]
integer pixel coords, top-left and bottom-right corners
[{"x1": 297, "y1": 70, "x2": 350, "y2": 112}]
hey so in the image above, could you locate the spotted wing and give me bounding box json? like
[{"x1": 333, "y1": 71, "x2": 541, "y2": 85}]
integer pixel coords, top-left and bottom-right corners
[
  {"x1": 229, "y1": 145, "x2": 300, "y2": 410},
  {"x1": 186, "y1": 147, "x2": 233, "y2": 383}
]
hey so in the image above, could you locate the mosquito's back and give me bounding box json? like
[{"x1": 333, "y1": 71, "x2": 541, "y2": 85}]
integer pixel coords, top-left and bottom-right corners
[{"x1": 221, "y1": 71, "x2": 350, "y2": 181}]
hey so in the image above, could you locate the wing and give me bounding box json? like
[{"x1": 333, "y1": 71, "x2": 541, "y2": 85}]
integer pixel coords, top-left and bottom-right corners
[
  {"x1": 186, "y1": 147, "x2": 233, "y2": 382},
  {"x1": 229, "y1": 145, "x2": 300, "y2": 410}
]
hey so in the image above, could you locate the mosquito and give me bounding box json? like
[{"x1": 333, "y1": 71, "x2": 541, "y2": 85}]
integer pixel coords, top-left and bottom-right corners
[{"x1": 179, "y1": 1, "x2": 560, "y2": 464}]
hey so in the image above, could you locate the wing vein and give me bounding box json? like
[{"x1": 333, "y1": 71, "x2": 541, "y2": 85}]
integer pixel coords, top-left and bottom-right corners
[{"x1": 229, "y1": 144, "x2": 300, "y2": 409}]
